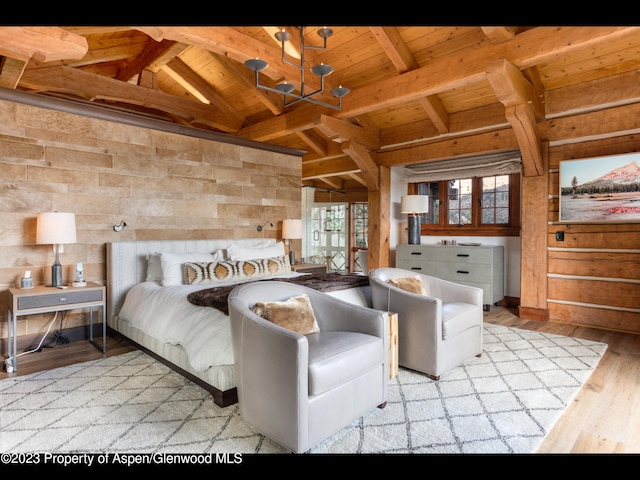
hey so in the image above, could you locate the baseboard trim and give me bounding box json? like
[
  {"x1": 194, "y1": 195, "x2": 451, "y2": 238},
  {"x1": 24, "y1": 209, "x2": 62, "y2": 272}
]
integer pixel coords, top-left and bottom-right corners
[{"x1": 518, "y1": 306, "x2": 548, "y2": 322}]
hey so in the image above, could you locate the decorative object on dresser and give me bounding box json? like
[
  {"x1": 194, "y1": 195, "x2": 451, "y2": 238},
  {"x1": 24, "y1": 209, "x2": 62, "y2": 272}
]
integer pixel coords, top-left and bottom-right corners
[
  {"x1": 36, "y1": 211, "x2": 77, "y2": 287},
  {"x1": 400, "y1": 195, "x2": 429, "y2": 245},
  {"x1": 396, "y1": 243, "x2": 504, "y2": 311},
  {"x1": 282, "y1": 218, "x2": 303, "y2": 265}
]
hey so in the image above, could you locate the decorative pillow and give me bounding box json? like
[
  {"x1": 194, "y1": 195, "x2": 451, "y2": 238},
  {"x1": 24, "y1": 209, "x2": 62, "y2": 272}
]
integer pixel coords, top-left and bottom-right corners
[
  {"x1": 387, "y1": 275, "x2": 427, "y2": 295},
  {"x1": 251, "y1": 294, "x2": 320, "y2": 335},
  {"x1": 227, "y1": 241, "x2": 285, "y2": 261},
  {"x1": 160, "y1": 251, "x2": 224, "y2": 286},
  {"x1": 183, "y1": 255, "x2": 291, "y2": 285}
]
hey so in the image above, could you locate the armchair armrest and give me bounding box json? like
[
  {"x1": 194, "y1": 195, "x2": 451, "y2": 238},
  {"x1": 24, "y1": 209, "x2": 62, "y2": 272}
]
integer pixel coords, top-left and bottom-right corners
[{"x1": 308, "y1": 289, "x2": 387, "y2": 339}]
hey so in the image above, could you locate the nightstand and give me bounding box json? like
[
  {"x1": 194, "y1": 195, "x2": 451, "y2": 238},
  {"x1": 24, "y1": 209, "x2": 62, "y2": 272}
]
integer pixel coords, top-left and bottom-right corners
[
  {"x1": 291, "y1": 263, "x2": 328, "y2": 274},
  {"x1": 6, "y1": 282, "x2": 106, "y2": 372}
]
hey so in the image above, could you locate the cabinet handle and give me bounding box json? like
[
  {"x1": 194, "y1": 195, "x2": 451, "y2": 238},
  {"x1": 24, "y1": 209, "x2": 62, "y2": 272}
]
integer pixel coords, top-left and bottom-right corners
[
  {"x1": 456, "y1": 254, "x2": 469, "y2": 257},
  {"x1": 59, "y1": 297, "x2": 67, "y2": 301},
  {"x1": 456, "y1": 270, "x2": 469, "y2": 274},
  {"x1": 410, "y1": 267, "x2": 422, "y2": 270},
  {"x1": 410, "y1": 252, "x2": 422, "y2": 255}
]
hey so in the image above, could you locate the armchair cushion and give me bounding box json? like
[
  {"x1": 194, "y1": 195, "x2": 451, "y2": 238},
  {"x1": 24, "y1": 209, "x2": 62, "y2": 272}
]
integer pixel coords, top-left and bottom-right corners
[
  {"x1": 387, "y1": 275, "x2": 427, "y2": 295},
  {"x1": 307, "y1": 331, "x2": 383, "y2": 396},
  {"x1": 251, "y1": 293, "x2": 320, "y2": 335}
]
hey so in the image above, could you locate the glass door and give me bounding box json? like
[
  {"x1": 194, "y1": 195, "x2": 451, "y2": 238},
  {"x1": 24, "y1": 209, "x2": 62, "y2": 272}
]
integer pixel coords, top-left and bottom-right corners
[{"x1": 302, "y1": 188, "x2": 349, "y2": 273}]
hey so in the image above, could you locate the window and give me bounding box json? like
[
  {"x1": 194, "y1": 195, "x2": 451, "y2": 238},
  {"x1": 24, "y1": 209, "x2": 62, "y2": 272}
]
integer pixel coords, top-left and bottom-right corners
[
  {"x1": 409, "y1": 173, "x2": 520, "y2": 236},
  {"x1": 352, "y1": 202, "x2": 368, "y2": 248}
]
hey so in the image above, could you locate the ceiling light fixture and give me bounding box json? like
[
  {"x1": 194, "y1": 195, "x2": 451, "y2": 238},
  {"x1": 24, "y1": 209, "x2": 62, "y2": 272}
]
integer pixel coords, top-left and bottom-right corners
[{"x1": 244, "y1": 26, "x2": 349, "y2": 110}]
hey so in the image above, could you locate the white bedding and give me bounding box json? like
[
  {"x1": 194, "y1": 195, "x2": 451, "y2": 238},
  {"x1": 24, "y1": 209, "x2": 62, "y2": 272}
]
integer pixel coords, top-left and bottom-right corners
[{"x1": 117, "y1": 274, "x2": 372, "y2": 373}]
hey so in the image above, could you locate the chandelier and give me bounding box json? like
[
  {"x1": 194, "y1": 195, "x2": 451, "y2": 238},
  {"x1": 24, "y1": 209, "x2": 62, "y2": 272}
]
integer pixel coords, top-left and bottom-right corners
[{"x1": 244, "y1": 26, "x2": 350, "y2": 110}]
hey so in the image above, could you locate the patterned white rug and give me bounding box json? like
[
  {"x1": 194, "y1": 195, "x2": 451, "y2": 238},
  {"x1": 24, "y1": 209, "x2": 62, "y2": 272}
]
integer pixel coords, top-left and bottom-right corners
[{"x1": 0, "y1": 324, "x2": 607, "y2": 454}]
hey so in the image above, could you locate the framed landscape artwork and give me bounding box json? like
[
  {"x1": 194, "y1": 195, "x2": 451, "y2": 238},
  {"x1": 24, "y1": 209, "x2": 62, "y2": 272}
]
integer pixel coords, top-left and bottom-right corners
[{"x1": 559, "y1": 152, "x2": 640, "y2": 223}]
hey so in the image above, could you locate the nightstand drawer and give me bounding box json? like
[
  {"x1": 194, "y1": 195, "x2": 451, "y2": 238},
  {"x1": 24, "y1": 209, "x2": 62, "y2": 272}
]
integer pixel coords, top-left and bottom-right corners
[
  {"x1": 291, "y1": 263, "x2": 328, "y2": 274},
  {"x1": 17, "y1": 289, "x2": 103, "y2": 310}
]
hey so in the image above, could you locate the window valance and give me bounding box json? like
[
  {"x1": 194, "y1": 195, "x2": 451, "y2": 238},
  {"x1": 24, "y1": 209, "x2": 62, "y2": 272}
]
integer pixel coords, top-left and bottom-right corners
[{"x1": 404, "y1": 151, "x2": 521, "y2": 182}]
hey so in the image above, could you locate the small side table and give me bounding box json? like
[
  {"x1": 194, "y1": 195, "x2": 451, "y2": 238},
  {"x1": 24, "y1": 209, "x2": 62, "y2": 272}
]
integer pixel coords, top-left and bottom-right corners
[
  {"x1": 291, "y1": 263, "x2": 329, "y2": 274},
  {"x1": 7, "y1": 282, "x2": 106, "y2": 372},
  {"x1": 387, "y1": 312, "x2": 399, "y2": 380}
]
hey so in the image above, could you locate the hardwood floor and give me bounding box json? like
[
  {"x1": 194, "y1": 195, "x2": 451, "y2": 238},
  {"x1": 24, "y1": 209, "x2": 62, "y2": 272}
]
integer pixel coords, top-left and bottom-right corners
[{"x1": 2, "y1": 307, "x2": 639, "y2": 453}]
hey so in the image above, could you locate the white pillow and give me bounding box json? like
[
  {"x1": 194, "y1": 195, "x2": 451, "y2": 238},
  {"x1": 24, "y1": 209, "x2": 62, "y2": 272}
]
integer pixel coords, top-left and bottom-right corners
[
  {"x1": 159, "y1": 251, "x2": 224, "y2": 286},
  {"x1": 227, "y1": 241, "x2": 285, "y2": 261}
]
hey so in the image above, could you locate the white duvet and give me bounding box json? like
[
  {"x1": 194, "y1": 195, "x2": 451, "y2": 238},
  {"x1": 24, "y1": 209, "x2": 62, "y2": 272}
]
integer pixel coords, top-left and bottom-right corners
[{"x1": 117, "y1": 274, "x2": 372, "y2": 373}]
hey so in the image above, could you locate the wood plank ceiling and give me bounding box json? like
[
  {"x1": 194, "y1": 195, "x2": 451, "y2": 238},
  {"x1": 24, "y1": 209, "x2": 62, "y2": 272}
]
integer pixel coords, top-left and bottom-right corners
[{"x1": 2, "y1": 26, "x2": 640, "y2": 191}]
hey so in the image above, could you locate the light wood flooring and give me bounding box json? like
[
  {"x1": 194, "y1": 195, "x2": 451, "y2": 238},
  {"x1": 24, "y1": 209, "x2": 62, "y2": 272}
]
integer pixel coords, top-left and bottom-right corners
[{"x1": 1, "y1": 306, "x2": 639, "y2": 454}]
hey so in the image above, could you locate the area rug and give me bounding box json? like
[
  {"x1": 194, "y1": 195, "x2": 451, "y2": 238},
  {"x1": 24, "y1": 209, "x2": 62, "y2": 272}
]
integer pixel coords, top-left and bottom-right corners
[{"x1": 0, "y1": 324, "x2": 607, "y2": 455}]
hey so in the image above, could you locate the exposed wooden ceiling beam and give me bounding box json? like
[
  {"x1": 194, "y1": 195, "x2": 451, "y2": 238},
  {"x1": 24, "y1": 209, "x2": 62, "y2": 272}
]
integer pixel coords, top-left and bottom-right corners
[
  {"x1": 162, "y1": 57, "x2": 245, "y2": 126},
  {"x1": 19, "y1": 65, "x2": 242, "y2": 132},
  {"x1": 135, "y1": 26, "x2": 321, "y2": 92},
  {"x1": 341, "y1": 140, "x2": 379, "y2": 191},
  {"x1": 313, "y1": 114, "x2": 380, "y2": 150},
  {"x1": 486, "y1": 58, "x2": 543, "y2": 176},
  {"x1": 0, "y1": 27, "x2": 87, "y2": 63},
  {"x1": 370, "y1": 27, "x2": 418, "y2": 73},
  {"x1": 116, "y1": 39, "x2": 179, "y2": 82},
  {"x1": 0, "y1": 57, "x2": 27, "y2": 88}
]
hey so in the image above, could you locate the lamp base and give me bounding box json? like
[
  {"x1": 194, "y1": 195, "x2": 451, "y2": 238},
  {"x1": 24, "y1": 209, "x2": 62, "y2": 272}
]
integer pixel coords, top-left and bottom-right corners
[
  {"x1": 408, "y1": 215, "x2": 421, "y2": 245},
  {"x1": 289, "y1": 250, "x2": 296, "y2": 265},
  {"x1": 51, "y1": 263, "x2": 63, "y2": 287}
]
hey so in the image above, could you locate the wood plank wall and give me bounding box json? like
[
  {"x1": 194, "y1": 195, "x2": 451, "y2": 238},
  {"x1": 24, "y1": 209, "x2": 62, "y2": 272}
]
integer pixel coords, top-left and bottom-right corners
[
  {"x1": 547, "y1": 137, "x2": 640, "y2": 334},
  {"x1": 0, "y1": 98, "x2": 302, "y2": 345}
]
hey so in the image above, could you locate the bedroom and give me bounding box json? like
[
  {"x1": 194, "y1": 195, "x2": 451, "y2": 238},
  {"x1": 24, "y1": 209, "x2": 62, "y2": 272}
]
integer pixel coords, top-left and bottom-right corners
[{"x1": 0, "y1": 26, "x2": 639, "y2": 453}]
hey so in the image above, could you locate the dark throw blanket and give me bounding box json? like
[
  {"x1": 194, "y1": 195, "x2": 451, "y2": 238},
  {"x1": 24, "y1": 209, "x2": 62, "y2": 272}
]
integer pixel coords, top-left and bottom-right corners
[{"x1": 187, "y1": 273, "x2": 369, "y2": 315}]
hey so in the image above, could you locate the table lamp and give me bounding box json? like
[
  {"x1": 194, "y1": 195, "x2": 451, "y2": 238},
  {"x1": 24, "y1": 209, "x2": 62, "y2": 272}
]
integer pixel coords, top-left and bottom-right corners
[
  {"x1": 36, "y1": 212, "x2": 77, "y2": 287},
  {"x1": 282, "y1": 218, "x2": 302, "y2": 265},
  {"x1": 401, "y1": 195, "x2": 429, "y2": 245}
]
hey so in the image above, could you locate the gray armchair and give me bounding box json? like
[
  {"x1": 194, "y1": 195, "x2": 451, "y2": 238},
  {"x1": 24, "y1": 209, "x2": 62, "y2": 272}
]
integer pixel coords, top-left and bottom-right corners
[
  {"x1": 227, "y1": 281, "x2": 388, "y2": 453},
  {"x1": 369, "y1": 267, "x2": 483, "y2": 380}
]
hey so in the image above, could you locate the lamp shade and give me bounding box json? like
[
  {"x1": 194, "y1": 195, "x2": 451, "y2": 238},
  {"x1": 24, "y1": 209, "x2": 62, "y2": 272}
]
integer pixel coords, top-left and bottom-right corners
[
  {"x1": 36, "y1": 212, "x2": 77, "y2": 245},
  {"x1": 400, "y1": 195, "x2": 429, "y2": 214},
  {"x1": 282, "y1": 218, "x2": 302, "y2": 239}
]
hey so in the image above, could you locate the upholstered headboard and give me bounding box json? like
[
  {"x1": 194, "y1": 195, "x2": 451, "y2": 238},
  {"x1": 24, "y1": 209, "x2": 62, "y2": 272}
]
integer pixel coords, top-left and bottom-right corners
[{"x1": 106, "y1": 238, "x2": 277, "y2": 326}]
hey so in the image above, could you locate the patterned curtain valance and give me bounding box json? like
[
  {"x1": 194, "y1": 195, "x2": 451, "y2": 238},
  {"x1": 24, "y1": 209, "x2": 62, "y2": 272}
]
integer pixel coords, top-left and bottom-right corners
[{"x1": 404, "y1": 151, "x2": 521, "y2": 182}]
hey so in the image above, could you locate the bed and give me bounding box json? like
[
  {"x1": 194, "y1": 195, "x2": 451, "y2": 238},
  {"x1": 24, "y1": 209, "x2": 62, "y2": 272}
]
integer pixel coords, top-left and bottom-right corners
[{"x1": 106, "y1": 238, "x2": 372, "y2": 407}]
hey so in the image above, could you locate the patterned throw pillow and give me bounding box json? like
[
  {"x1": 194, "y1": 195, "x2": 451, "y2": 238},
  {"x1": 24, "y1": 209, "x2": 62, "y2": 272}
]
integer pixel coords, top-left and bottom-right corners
[
  {"x1": 183, "y1": 255, "x2": 291, "y2": 285},
  {"x1": 387, "y1": 275, "x2": 427, "y2": 295},
  {"x1": 251, "y1": 294, "x2": 320, "y2": 335}
]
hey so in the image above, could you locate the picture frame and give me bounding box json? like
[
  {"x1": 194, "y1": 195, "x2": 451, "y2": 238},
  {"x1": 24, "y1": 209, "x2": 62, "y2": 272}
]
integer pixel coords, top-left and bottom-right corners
[{"x1": 559, "y1": 152, "x2": 640, "y2": 223}]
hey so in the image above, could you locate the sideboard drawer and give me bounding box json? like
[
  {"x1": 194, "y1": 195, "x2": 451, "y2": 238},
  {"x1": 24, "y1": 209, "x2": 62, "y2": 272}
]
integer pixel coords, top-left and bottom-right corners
[{"x1": 17, "y1": 289, "x2": 103, "y2": 310}]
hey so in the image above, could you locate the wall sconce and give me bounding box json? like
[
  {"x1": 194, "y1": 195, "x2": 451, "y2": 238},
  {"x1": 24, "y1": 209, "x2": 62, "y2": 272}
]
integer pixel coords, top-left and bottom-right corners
[
  {"x1": 257, "y1": 221, "x2": 273, "y2": 232},
  {"x1": 401, "y1": 195, "x2": 429, "y2": 245},
  {"x1": 113, "y1": 220, "x2": 127, "y2": 232}
]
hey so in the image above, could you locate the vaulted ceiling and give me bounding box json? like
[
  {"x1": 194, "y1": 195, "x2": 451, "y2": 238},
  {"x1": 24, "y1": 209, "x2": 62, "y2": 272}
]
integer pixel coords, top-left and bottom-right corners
[{"x1": 2, "y1": 26, "x2": 640, "y2": 192}]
